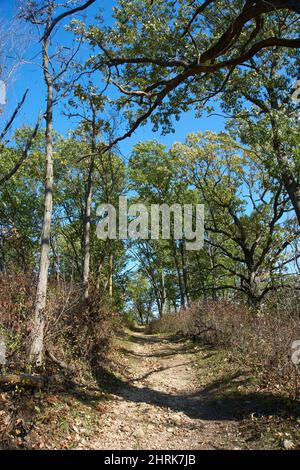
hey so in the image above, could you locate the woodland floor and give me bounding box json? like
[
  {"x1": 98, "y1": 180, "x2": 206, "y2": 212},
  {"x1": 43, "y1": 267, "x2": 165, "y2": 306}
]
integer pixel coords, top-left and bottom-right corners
[
  {"x1": 83, "y1": 329, "x2": 300, "y2": 450},
  {"x1": 2, "y1": 329, "x2": 300, "y2": 450}
]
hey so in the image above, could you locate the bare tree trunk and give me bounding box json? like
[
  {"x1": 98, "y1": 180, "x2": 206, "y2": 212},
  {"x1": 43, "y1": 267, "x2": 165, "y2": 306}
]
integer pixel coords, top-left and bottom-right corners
[
  {"x1": 246, "y1": 270, "x2": 260, "y2": 309},
  {"x1": 108, "y1": 252, "x2": 113, "y2": 299},
  {"x1": 171, "y1": 240, "x2": 186, "y2": 308},
  {"x1": 180, "y1": 239, "x2": 189, "y2": 305},
  {"x1": 0, "y1": 334, "x2": 6, "y2": 367},
  {"x1": 161, "y1": 270, "x2": 166, "y2": 316},
  {"x1": 82, "y1": 107, "x2": 97, "y2": 301},
  {"x1": 208, "y1": 243, "x2": 217, "y2": 301},
  {"x1": 82, "y1": 154, "x2": 95, "y2": 301},
  {"x1": 96, "y1": 260, "x2": 103, "y2": 290},
  {"x1": 30, "y1": 31, "x2": 53, "y2": 367}
]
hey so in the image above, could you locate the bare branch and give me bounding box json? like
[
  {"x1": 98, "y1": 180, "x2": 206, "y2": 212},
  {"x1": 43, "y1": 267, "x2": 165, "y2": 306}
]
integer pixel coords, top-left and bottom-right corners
[
  {"x1": 0, "y1": 114, "x2": 43, "y2": 186},
  {"x1": 41, "y1": 0, "x2": 96, "y2": 42},
  {"x1": 0, "y1": 89, "x2": 29, "y2": 143}
]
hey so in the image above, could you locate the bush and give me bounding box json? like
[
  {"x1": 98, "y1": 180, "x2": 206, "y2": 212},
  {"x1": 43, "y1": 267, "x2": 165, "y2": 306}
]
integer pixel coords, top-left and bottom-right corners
[
  {"x1": 120, "y1": 311, "x2": 136, "y2": 330},
  {"x1": 0, "y1": 274, "x2": 34, "y2": 369},
  {"x1": 0, "y1": 275, "x2": 115, "y2": 449},
  {"x1": 0, "y1": 274, "x2": 114, "y2": 372},
  {"x1": 48, "y1": 283, "x2": 114, "y2": 367}
]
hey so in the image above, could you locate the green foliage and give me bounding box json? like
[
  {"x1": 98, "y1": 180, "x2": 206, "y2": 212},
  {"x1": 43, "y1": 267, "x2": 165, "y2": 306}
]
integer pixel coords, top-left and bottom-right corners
[{"x1": 83, "y1": 1, "x2": 300, "y2": 136}]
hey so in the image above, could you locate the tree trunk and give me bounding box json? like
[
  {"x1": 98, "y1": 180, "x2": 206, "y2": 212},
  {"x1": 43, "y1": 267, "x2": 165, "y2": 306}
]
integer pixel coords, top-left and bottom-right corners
[
  {"x1": 30, "y1": 32, "x2": 53, "y2": 367},
  {"x1": 0, "y1": 238, "x2": 6, "y2": 274},
  {"x1": 160, "y1": 270, "x2": 166, "y2": 316},
  {"x1": 281, "y1": 172, "x2": 300, "y2": 226},
  {"x1": 207, "y1": 243, "x2": 217, "y2": 300},
  {"x1": 271, "y1": 118, "x2": 300, "y2": 225},
  {"x1": 96, "y1": 260, "x2": 103, "y2": 290},
  {"x1": 0, "y1": 335, "x2": 6, "y2": 366},
  {"x1": 108, "y1": 252, "x2": 113, "y2": 298},
  {"x1": 82, "y1": 111, "x2": 97, "y2": 301},
  {"x1": 180, "y1": 239, "x2": 189, "y2": 305},
  {"x1": 246, "y1": 271, "x2": 260, "y2": 309},
  {"x1": 0, "y1": 374, "x2": 46, "y2": 389},
  {"x1": 82, "y1": 154, "x2": 95, "y2": 301},
  {"x1": 171, "y1": 241, "x2": 186, "y2": 308}
]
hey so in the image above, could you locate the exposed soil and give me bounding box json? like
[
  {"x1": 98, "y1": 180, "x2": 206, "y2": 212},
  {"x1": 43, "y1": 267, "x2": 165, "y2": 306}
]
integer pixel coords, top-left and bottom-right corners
[{"x1": 90, "y1": 330, "x2": 243, "y2": 450}]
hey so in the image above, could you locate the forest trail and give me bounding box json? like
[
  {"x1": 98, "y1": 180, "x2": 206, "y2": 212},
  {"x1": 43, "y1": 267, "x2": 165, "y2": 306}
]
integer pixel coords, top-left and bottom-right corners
[{"x1": 91, "y1": 330, "x2": 243, "y2": 450}]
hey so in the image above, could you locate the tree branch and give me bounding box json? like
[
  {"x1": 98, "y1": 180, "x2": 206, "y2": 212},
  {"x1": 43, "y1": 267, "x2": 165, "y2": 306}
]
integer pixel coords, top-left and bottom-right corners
[
  {"x1": 0, "y1": 90, "x2": 29, "y2": 143},
  {"x1": 0, "y1": 114, "x2": 43, "y2": 186},
  {"x1": 41, "y1": 0, "x2": 96, "y2": 42}
]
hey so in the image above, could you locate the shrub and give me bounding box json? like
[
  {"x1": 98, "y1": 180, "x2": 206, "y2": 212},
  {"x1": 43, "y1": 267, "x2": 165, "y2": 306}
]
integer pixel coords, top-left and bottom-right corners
[
  {"x1": 0, "y1": 274, "x2": 34, "y2": 369},
  {"x1": 0, "y1": 274, "x2": 114, "y2": 372}
]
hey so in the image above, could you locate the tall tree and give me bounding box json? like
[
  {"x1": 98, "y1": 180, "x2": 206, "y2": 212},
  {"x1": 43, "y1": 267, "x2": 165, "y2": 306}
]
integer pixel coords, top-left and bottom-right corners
[
  {"x1": 19, "y1": 0, "x2": 96, "y2": 367},
  {"x1": 66, "y1": 82, "x2": 107, "y2": 300}
]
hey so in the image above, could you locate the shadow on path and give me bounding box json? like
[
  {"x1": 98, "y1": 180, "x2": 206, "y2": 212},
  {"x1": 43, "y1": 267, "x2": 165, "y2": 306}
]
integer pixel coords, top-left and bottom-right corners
[
  {"x1": 118, "y1": 346, "x2": 201, "y2": 359},
  {"x1": 90, "y1": 332, "x2": 300, "y2": 423}
]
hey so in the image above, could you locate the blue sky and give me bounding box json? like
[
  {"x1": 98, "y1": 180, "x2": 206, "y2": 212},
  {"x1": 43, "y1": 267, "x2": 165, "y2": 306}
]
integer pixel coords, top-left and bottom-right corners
[{"x1": 0, "y1": 0, "x2": 225, "y2": 159}]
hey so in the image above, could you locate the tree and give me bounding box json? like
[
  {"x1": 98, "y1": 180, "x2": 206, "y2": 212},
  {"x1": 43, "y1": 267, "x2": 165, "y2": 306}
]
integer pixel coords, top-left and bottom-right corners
[
  {"x1": 0, "y1": 128, "x2": 46, "y2": 273},
  {"x1": 130, "y1": 240, "x2": 169, "y2": 316},
  {"x1": 84, "y1": 0, "x2": 300, "y2": 148},
  {"x1": 65, "y1": 82, "x2": 107, "y2": 300},
  {"x1": 218, "y1": 39, "x2": 300, "y2": 225},
  {"x1": 128, "y1": 140, "x2": 195, "y2": 310},
  {"x1": 177, "y1": 131, "x2": 298, "y2": 306},
  {"x1": 127, "y1": 272, "x2": 155, "y2": 324},
  {"x1": 19, "y1": 0, "x2": 96, "y2": 367},
  {"x1": 52, "y1": 130, "x2": 126, "y2": 302},
  {"x1": 0, "y1": 108, "x2": 42, "y2": 186}
]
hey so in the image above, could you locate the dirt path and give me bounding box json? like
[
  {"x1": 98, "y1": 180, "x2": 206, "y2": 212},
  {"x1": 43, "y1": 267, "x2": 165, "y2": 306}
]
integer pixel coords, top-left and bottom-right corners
[{"x1": 92, "y1": 330, "x2": 243, "y2": 450}]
